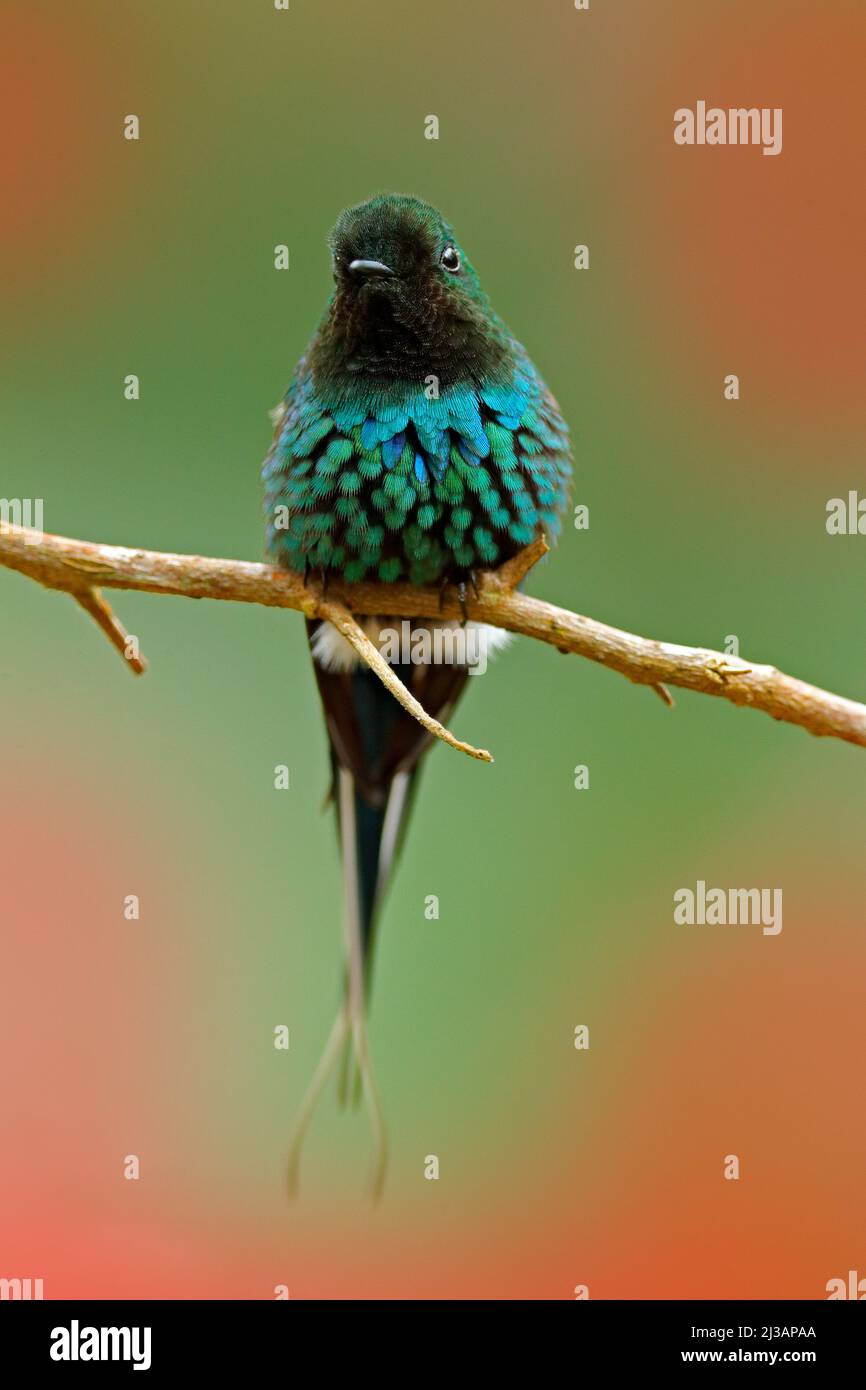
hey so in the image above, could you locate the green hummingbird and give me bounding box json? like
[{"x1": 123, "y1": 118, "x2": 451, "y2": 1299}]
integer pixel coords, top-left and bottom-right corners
[{"x1": 262, "y1": 194, "x2": 572, "y2": 1194}]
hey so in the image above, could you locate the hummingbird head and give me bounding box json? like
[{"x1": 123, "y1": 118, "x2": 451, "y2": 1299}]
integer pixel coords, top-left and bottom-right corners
[{"x1": 312, "y1": 194, "x2": 511, "y2": 392}]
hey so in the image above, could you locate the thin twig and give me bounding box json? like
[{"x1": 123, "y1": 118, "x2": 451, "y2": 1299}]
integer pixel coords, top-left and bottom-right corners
[
  {"x1": 73, "y1": 588, "x2": 147, "y2": 675},
  {"x1": 651, "y1": 681, "x2": 675, "y2": 707},
  {"x1": 2, "y1": 522, "x2": 865, "y2": 752},
  {"x1": 315, "y1": 596, "x2": 492, "y2": 763},
  {"x1": 489, "y1": 532, "x2": 549, "y2": 589}
]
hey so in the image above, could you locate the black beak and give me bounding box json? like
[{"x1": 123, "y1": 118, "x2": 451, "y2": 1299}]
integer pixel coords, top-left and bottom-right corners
[{"x1": 348, "y1": 258, "x2": 395, "y2": 279}]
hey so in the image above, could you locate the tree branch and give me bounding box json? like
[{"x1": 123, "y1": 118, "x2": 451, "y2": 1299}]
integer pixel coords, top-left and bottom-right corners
[{"x1": 2, "y1": 521, "x2": 865, "y2": 756}]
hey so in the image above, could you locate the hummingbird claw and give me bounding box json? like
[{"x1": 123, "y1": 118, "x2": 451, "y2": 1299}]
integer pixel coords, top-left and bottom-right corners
[{"x1": 303, "y1": 559, "x2": 330, "y2": 595}]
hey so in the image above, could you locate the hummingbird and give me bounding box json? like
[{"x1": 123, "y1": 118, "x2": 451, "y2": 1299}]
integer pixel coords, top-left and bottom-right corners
[{"x1": 262, "y1": 194, "x2": 572, "y2": 1194}]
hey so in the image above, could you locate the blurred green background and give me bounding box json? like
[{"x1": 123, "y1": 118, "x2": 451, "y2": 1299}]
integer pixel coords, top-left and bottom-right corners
[{"x1": 1, "y1": 0, "x2": 864, "y2": 1297}]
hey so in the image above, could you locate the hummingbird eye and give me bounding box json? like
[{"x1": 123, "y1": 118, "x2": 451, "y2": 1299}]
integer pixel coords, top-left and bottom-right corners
[{"x1": 440, "y1": 245, "x2": 461, "y2": 273}]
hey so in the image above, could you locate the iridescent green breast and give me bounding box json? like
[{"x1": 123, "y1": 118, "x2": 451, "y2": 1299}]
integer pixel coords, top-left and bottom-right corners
[{"x1": 262, "y1": 352, "x2": 571, "y2": 585}]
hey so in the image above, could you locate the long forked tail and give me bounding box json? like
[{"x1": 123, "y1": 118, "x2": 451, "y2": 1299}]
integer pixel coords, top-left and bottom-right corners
[
  {"x1": 286, "y1": 629, "x2": 469, "y2": 1200},
  {"x1": 286, "y1": 772, "x2": 389, "y2": 1199}
]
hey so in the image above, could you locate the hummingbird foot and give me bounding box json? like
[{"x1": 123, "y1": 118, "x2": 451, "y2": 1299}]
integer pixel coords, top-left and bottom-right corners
[{"x1": 302, "y1": 558, "x2": 330, "y2": 594}]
